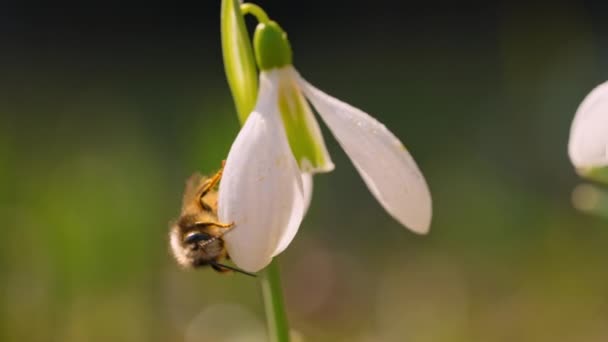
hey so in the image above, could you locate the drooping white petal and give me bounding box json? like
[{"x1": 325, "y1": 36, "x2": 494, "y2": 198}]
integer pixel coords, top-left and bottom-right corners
[
  {"x1": 219, "y1": 72, "x2": 305, "y2": 272},
  {"x1": 272, "y1": 173, "x2": 313, "y2": 256},
  {"x1": 568, "y1": 81, "x2": 608, "y2": 169},
  {"x1": 297, "y1": 75, "x2": 432, "y2": 234}
]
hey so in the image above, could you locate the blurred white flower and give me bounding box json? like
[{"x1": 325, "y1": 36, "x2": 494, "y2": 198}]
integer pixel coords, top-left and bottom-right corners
[
  {"x1": 218, "y1": 66, "x2": 432, "y2": 272},
  {"x1": 568, "y1": 81, "x2": 608, "y2": 174}
]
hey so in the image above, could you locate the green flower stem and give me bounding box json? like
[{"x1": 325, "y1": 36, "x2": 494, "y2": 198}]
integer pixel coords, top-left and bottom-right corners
[
  {"x1": 259, "y1": 259, "x2": 290, "y2": 342},
  {"x1": 240, "y1": 3, "x2": 270, "y2": 23},
  {"x1": 221, "y1": 2, "x2": 291, "y2": 340}
]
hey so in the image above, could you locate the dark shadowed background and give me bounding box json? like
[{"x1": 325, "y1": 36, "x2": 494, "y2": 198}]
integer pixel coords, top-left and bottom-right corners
[{"x1": 2, "y1": 1, "x2": 608, "y2": 341}]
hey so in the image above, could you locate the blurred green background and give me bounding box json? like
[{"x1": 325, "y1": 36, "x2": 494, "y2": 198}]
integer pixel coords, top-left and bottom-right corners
[{"x1": 3, "y1": 2, "x2": 608, "y2": 341}]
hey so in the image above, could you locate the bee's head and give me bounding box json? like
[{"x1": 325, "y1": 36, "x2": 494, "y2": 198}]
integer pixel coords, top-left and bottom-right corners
[
  {"x1": 169, "y1": 223, "x2": 256, "y2": 277},
  {"x1": 169, "y1": 224, "x2": 224, "y2": 268},
  {"x1": 184, "y1": 231, "x2": 213, "y2": 246}
]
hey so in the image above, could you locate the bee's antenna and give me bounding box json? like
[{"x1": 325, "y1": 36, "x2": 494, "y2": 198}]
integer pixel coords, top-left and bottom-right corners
[{"x1": 210, "y1": 261, "x2": 257, "y2": 277}]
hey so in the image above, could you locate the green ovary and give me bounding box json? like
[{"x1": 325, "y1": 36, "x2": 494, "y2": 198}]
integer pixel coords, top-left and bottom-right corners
[{"x1": 580, "y1": 166, "x2": 608, "y2": 184}]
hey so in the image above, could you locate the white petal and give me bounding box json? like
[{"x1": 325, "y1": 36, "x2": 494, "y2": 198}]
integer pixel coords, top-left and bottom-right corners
[
  {"x1": 219, "y1": 72, "x2": 305, "y2": 272},
  {"x1": 301, "y1": 172, "x2": 314, "y2": 213},
  {"x1": 569, "y1": 81, "x2": 608, "y2": 169},
  {"x1": 272, "y1": 173, "x2": 313, "y2": 256},
  {"x1": 297, "y1": 75, "x2": 432, "y2": 234}
]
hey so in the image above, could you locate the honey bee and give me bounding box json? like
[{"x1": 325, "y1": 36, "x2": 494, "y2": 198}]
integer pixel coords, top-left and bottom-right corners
[{"x1": 169, "y1": 163, "x2": 254, "y2": 276}]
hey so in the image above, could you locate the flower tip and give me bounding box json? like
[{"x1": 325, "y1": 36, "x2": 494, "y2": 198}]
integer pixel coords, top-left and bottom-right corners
[
  {"x1": 568, "y1": 81, "x2": 608, "y2": 172},
  {"x1": 409, "y1": 220, "x2": 432, "y2": 235},
  {"x1": 411, "y1": 219, "x2": 432, "y2": 235},
  {"x1": 223, "y1": 242, "x2": 273, "y2": 273},
  {"x1": 399, "y1": 193, "x2": 432, "y2": 235}
]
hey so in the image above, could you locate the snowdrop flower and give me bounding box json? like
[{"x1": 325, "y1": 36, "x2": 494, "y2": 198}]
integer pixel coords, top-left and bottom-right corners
[
  {"x1": 219, "y1": 18, "x2": 432, "y2": 272},
  {"x1": 569, "y1": 81, "x2": 608, "y2": 180}
]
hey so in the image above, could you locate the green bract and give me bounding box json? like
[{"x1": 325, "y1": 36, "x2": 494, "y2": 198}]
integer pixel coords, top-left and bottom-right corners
[
  {"x1": 221, "y1": 0, "x2": 258, "y2": 124},
  {"x1": 254, "y1": 21, "x2": 293, "y2": 71}
]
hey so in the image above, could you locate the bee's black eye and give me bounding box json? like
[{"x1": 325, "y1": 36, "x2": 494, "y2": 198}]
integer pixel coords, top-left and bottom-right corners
[{"x1": 184, "y1": 232, "x2": 211, "y2": 245}]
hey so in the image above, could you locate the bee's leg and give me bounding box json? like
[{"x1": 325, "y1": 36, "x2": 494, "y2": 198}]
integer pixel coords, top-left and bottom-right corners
[
  {"x1": 192, "y1": 221, "x2": 234, "y2": 230},
  {"x1": 199, "y1": 161, "x2": 226, "y2": 198},
  {"x1": 210, "y1": 248, "x2": 230, "y2": 274},
  {"x1": 191, "y1": 221, "x2": 235, "y2": 239},
  {"x1": 210, "y1": 221, "x2": 234, "y2": 229},
  {"x1": 216, "y1": 222, "x2": 235, "y2": 238},
  {"x1": 210, "y1": 261, "x2": 256, "y2": 277},
  {"x1": 211, "y1": 263, "x2": 231, "y2": 273}
]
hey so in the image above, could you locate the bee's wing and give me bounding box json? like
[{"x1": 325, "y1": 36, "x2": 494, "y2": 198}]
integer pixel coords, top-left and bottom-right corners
[{"x1": 181, "y1": 173, "x2": 206, "y2": 210}]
